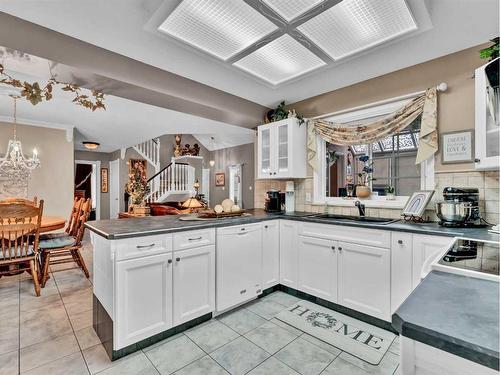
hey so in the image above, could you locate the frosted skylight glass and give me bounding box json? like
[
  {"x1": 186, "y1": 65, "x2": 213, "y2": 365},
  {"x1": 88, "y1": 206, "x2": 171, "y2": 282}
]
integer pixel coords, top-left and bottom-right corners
[
  {"x1": 158, "y1": 0, "x2": 278, "y2": 61},
  {"x1": 297, "y1": 0, "x2": 417, "y2": 60},
  {"x1": 233, "y1": 34, "x2": 326, "y2": 85},
  {"x1": 262, "y1": 0, "x2": 325, "y2": 21}
]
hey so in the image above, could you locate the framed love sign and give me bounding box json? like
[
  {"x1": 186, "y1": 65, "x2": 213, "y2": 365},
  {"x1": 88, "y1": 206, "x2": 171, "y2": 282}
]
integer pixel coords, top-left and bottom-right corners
[{"x1": 441, "y1": 130, "x2": 474, "y2": 164}]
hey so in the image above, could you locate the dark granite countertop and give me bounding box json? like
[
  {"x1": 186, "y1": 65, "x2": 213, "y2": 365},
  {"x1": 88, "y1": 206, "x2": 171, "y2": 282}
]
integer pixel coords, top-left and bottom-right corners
[
  {"x1": 392, "y1": 271, "x2": 499, "y2": 370},
  {"x1": 85, "y1": 208, "x2": 499, "y2": 242}
]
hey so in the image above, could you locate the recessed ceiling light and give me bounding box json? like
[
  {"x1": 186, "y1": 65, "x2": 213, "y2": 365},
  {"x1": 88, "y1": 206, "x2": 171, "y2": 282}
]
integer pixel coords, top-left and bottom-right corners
[
  {"x1": 297, "y1": 0, "x2": 417, "y2": 60},
  {"x1": 83, "y1": 141, "x2": 100, "y2": 150},
  {"x1": 262, "y1": 0, "x2": 325, "y2": 21},
  {"x1": 233, "y1": 34, "x2": 326, "y2": 85},
  {"x1": 158, "y1": 0, "x2": 278, "y2": 61}
]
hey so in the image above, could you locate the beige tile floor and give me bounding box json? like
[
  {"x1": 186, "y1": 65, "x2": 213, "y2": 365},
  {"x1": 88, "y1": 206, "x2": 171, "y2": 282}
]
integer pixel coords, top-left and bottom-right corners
[{"x1": 0, "y1": 234, "x2": 401, "y2": 375}]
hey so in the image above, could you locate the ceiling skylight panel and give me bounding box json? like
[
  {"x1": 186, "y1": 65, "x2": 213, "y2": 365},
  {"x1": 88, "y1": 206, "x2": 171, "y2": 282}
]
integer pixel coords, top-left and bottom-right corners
[
  {"x1": 158, "y1": 0, "x2": 278, "y2": 61},
  {"x1": 297, "y1": 0, "x2": 417, "y2": 60},
  {"x1": 233, "y1": 34, "x2": 326, "y2": 85},
  {"x1": 262, "y1": 0, "x2": 325, "y2": 21}
]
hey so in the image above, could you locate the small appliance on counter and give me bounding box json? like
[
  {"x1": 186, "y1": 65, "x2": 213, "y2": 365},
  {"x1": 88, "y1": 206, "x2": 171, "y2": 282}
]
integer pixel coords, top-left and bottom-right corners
[
  {"x1": 285, "y1": 181, "x2": 295, "y2": 213},
  {"x1": 435, "y1": 187, "x2": 487, "y2": 227},
  {"x1": 265, "y1": 189, "x2": 285, "y2": 213}
]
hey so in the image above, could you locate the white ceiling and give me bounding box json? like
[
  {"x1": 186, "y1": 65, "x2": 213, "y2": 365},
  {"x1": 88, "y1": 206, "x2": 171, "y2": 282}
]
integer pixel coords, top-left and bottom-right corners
[
  {"x1": 0, "y1": 0, "x2": 497, "y2": 107},
  {"x1": 0, "y1": 58, "x2": 255, "y2": 153}
]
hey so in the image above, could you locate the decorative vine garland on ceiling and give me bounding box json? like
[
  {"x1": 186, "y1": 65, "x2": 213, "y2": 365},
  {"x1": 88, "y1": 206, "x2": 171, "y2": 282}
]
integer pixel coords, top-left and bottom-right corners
[{"x1": 0, "y1": 63, "x2": 105, "y2": 111}]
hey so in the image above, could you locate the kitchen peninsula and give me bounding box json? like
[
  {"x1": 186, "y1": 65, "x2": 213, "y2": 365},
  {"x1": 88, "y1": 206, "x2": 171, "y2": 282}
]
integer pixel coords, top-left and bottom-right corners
[{"x1": 86, "y1": 209, "x2": 499, "y2": 372}]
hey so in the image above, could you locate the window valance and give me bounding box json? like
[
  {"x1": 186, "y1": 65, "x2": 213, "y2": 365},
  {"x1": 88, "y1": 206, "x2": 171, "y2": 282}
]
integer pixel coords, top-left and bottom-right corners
[{"x1": 307, "y1": 88, "x2": 438, "y2": 170}]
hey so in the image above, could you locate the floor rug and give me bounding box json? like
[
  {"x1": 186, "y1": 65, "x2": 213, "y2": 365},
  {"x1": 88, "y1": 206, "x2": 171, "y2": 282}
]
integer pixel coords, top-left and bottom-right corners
[{"x1": 276, "y1": 300, "x2": 396, "y2": 365}]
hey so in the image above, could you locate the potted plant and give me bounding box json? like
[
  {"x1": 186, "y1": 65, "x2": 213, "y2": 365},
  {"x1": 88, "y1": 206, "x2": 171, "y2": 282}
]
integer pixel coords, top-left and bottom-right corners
[
  {"x1": 356, "y1": 155, "x2": 374, "y2": 199},
  {"x1": 125, "y1": 162, "x2": 150, "y2": 215},
  {"x1": 387, "y1": 186, "x2": 396, "y2": 200}
]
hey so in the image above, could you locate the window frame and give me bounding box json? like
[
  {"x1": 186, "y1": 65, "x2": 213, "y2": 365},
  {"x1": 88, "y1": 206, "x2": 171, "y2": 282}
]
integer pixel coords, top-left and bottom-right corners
[{"x1": 312, "y1": 97, "x2": 434, "y2": 208}]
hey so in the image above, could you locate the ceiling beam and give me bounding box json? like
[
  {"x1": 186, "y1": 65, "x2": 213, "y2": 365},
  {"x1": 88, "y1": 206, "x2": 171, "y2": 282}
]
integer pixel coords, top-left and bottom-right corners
[{"x1": 0, "y1": 12, "x2": 268, "y2": 129}]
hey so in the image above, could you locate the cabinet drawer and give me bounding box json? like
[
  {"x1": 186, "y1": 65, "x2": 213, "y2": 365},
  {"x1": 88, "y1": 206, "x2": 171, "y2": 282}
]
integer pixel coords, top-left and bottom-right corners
[
  {"x1": 173, "y1": 229, "x2": 215, "y2": 251},
  {"x1": 217, "y1": 223, "x2": 261, "y2": 236},
  {"x1": 300, "y1": 222, "x2": 390, "y2": 248},
  {"x1": 114, "y1": 234, "x2": 172, "y2": 261}
]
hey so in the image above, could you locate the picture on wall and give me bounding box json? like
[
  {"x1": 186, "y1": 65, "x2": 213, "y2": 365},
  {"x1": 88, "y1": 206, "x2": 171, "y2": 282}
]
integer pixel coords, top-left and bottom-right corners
[
  {"x1": 401, "y1": 191, "x2": 435, "y2": 218},
  {"x1": 215, "y1": 172, "x2": 225, "y2": 187},
  {"x1": 100, "y1": 168, "x2": 108, "y2": 193},
  {"x1": 441, "y1": 130, "x2": 474, "y2": 164}
]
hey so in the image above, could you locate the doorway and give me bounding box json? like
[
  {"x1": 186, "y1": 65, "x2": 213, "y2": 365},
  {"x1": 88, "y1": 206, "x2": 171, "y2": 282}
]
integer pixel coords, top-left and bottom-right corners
[
  {"x1": 109, "y1": 159, "x2": 120, "y2": 219},
  {"x1": 74, "y1": 160, "x2": 100, "y2": 220},
  {"x1": 228, "y1": 164, "x2": 242, "y2": 207}
]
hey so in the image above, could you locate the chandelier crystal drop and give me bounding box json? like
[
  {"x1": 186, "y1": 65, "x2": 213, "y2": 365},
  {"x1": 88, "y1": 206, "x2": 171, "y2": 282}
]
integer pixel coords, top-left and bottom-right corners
[{"x1": 0, "y1": 96, "x2": 41, "y2": 184}]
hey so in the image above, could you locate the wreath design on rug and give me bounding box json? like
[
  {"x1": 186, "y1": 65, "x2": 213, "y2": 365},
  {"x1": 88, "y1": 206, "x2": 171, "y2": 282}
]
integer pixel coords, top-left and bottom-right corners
[{"x1": 305, "y1": 312, "x2": 337, "y2": 329}]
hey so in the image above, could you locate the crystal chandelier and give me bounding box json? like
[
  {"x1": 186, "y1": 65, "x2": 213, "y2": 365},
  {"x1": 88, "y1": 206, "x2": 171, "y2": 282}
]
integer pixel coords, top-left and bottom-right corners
[{"x1": 0, "y1": 96, "x2": 40, "y2": 184}]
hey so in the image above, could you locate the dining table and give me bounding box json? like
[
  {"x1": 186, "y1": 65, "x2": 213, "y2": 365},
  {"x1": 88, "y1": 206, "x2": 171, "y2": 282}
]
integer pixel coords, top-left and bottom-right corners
[{"x1": 40, "y1": 216, "x2": 66, "y2": 233}]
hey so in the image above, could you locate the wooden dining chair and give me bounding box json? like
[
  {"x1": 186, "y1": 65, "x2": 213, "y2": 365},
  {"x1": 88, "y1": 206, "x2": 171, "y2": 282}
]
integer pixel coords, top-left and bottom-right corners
[
  {"x1": 40, "y1": 197, "x2": 83, "y2": 240},
  {"x1": 0, "y1": 200, "x2": 44, "y2": 296},
  {"x1": 39, "y1": 198, "x2": 91, "y2": 287}
]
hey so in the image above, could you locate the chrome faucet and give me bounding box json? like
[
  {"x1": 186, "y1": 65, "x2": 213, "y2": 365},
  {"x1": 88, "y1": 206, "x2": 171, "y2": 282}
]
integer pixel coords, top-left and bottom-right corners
[{"x1": 355, "y1": 201, "x2": 366, "y2": 217}]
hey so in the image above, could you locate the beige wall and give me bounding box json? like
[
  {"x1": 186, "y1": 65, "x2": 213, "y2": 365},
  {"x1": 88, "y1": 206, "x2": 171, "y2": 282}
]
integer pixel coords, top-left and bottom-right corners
[
  {"x1": 290, "y1": 43, "x2": 489, "y2": 172},
  {"x1": 0, "y1": 122, "x2": 74, "y2": 217},
  {"x1": 210, "y1": 142, "x2": 255, "y2": 209},
  {"x1": 255, "y1": 44, "x2": 499, "y2": 224},
  {"x1": 74, "y1": 150, "x2": 111, "y2": 220}
]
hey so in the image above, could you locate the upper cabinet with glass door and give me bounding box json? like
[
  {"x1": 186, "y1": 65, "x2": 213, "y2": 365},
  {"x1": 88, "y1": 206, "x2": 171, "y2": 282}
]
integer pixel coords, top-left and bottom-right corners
[
  {"x1": 475, "y1": 57, "x2": 499, "y2": 170},
  {"x1": 257, "y1": 118, "x2": 307, "y2": 179}
]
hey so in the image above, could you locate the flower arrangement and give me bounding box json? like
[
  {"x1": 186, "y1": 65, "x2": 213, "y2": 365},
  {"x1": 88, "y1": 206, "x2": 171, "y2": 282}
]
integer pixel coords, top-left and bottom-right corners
[
  {"x1": 357, "y1": 155, "x2": 375, "y2": 186},
  {"x1": 126, "y1": 162, "x2": 150, "y2": 206}
]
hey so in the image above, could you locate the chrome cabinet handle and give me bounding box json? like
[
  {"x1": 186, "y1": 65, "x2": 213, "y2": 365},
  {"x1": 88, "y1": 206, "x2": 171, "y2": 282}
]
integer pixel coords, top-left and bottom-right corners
[
  {"x1": 240, "y1": 289, "x2": 247, "y2": 294},
  {"x1": 167, "y1": 259, "x2": 172, "y2": 264},
  {"x1": 176, "y1": 257, "x2": 180, "y2": 262},
  {"x1": 331, "y1": 246, "x2": 336, "y2": 251},
  {"x1": 398, "y1": 239, "x2": 403, "y2": 245},
  {"x1": 188, "y1": 237, "x2": 202, "y2": 241},
  {"x1": 136, "y1": 243, "x2": 155, "y2": 249},
  {"x1": 338, "y1": 247, "x2": 342, "y2": 252},
  {"x1": 264, "y1": 225, "x2": 268, "y2": 229}
]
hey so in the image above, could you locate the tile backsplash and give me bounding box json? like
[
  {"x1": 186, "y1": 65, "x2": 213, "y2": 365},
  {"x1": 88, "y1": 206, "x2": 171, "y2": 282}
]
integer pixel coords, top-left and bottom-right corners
[{"x1": 254, "y1": 170, "x2": 499, "y2": 224}]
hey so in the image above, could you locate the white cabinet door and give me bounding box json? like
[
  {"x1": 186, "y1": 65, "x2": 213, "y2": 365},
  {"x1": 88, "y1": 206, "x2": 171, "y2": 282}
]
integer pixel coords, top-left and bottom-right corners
[
  {"x1": 115, "y1": 253, "x2": 173, "y2": 349},
  {"x1": 475, "y1": 58, "x2": 500, "y2": 171},
  {"x1": 257, "y1": 124, "x2": 274, "y2": 179},
  {"x1": 262, "y1": 221, "x2": 280, "y2": 289},
  {"x1": 298, "y1": 236, "x2": 338, "y2": 302},
  {"x1": 280, "y1": 220, "x2": 299, "y2": 289},
  {"x1": 391, "y1": 232, "x2": 413, "y2": 313},
  {"x1": 412, "y1": 235, "x2": 453, "y2": 289},
  {"x1": 173, "y1": 245, "x2": 215, "y2": 326},
  {"x1": 256, "y1": 118, "x2": 307, "y2": 179},
  {"x1": 275, "y1": 121, "x2": 289, "y2": 178},
  {"x1": 216, "y1": 224, "x2": 262, "y2": 311},
  {"x1": 337, "y1": 242, "x2": 391, "y2": 321}
]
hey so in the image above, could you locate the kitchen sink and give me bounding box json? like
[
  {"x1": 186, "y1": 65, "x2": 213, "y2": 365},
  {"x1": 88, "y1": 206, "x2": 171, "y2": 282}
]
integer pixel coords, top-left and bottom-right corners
[{"x1": 311, "y1": 214, "x2": 399, "y2": 225}]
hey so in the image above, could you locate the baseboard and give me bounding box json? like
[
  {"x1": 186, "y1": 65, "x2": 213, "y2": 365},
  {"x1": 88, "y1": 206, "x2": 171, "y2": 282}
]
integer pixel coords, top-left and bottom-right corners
[
  {"x1": 92, "y1": 294, "x2": 212, "y2": 361},
  {"x1": 273, "y1": 285, "x2": 397, "y2": 333}
]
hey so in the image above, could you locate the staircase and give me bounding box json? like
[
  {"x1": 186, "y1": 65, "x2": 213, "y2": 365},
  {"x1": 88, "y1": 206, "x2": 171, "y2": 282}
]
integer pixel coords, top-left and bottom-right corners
[
  {"x1": 146, "y1": 161, "x2": 195, "y2": 203},
  {"x1": 133, "y1": 138, "x2": 161, "y2": 174},
  {"x1": 133, "y1": 137, "x2": 195, "y2": 203}
]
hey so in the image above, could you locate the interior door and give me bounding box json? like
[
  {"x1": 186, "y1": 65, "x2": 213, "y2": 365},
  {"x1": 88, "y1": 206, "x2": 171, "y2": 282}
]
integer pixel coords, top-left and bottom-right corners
[
  {"x1": 337, "y1": 241, "x2": 390, "y2": 321},
  {"x1": 173, "y1": 245, "x2": 215, "y2": 325},
  {"x1": 298, "y1": 236, "x2": 338, "y2": 302},
  {"x1": 109, "y1": 159, "x2": 120, "y2": 219}
]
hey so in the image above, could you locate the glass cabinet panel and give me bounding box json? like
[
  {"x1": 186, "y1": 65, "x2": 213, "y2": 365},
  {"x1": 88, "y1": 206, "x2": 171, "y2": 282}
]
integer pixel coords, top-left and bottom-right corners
[
  {"x1": 277, "y1": 124, "x2": 288, "y2": 172},
  {"x1": 484, "y1": 59, "x2": 499, "y2": 158},
  {"x1": 261, "y1": 128, "x2": 271, "y2": 174}
]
